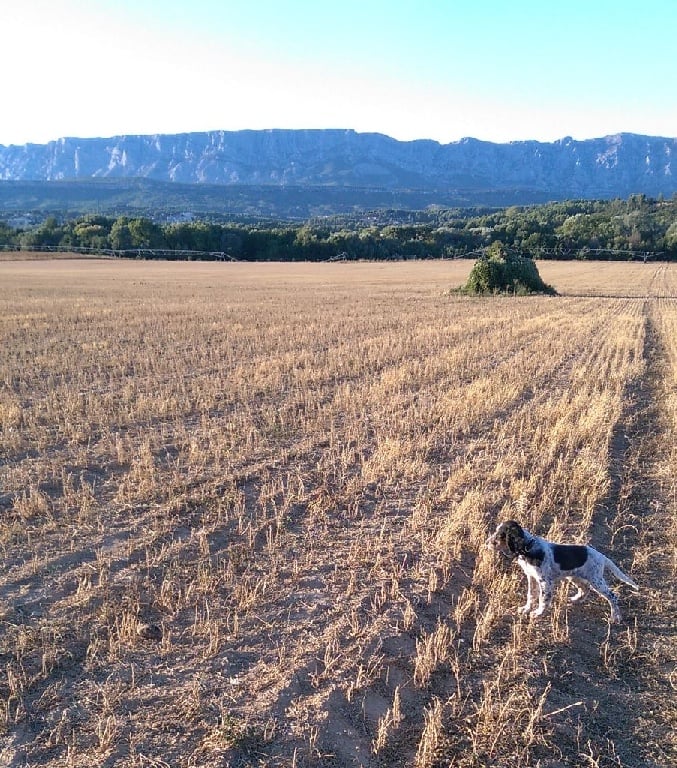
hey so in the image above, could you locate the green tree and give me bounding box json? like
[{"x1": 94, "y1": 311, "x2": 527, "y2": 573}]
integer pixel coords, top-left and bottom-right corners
[
  {"x1": 127, "y1": 218, "x2": 164, "y2": 249},
  {"x1": 0, "y1": 221, "x2": 17, "y2": 247},
  {"x1": 110, "y1": 217, "x2": 134, "y2": 250}
]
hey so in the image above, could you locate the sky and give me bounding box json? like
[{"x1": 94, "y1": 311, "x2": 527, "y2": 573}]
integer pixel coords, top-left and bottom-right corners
[{"x1": 2, "y1": 0, "x2": 676, "y2": 147}]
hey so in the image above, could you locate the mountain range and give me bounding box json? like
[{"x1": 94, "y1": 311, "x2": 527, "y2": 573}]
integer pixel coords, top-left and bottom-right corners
[{"x1": 0, "y1": 130, "x2": 675, "y2": 216}]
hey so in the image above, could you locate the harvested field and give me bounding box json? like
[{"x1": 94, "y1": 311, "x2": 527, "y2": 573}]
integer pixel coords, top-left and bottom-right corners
[{"x1": 0, "y1": 258, "x2": 675, "y2": 767}]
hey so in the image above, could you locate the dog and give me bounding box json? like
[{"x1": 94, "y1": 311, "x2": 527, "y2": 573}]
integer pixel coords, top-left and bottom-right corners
[{"x1": 485, "y1": 520, "x2": 638, "y2": 623}]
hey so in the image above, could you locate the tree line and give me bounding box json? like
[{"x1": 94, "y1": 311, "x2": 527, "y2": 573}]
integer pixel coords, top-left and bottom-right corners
[{"x1": 2, "y1": 194, "x2": 676, "y2": 261}]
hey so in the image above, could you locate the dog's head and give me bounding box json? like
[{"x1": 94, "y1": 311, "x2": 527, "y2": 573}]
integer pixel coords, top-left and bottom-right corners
[{"x1": 485, "y1": 520, "x2": 527, "y2": 559}]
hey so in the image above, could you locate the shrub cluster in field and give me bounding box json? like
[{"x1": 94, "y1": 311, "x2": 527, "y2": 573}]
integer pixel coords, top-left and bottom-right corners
[{"x1": 460, "y1": 242, "x2": 557, "y2": 295}]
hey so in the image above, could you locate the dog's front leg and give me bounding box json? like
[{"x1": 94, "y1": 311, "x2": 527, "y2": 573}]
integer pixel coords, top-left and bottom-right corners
[
  {"x1": 519, "y1": 574, "x2": 535, "y2": 615},
  {"x1": 530, "y1": 579, "x2": 552, "y2": 618},
  {"x1": 568, "y1": 578, "x2": 588, "y2": 603}
]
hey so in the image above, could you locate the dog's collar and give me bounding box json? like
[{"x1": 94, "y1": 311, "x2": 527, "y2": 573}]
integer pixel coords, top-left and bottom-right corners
[{"x1": 522, "y1": 535, "x2": 536, "y2": 554}]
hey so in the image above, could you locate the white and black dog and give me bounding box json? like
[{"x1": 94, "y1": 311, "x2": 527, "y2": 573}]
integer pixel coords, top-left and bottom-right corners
[{"x1": 486, "y1": 520, "x2": 638, "y2": 623}]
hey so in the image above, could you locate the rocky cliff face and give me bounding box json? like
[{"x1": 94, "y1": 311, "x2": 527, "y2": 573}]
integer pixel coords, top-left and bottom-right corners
[{"x1": 0, "y1": 129, "x2": 675, "y2": 199}]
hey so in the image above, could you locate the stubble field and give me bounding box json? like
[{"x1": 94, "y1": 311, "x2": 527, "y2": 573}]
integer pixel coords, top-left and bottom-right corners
[{"x1": 0, "y1": 258, "x2": 675, "y2": 767}]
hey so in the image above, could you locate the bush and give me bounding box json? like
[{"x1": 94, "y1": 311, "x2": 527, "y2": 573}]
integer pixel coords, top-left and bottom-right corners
[{"x1": 460, "y1": 242, "x2": 556, "y2": 295}]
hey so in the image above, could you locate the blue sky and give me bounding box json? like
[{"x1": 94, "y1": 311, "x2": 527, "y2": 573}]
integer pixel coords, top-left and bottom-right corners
[{"x1": 2, "y1": 0, "x2": 675, "y2": 146}]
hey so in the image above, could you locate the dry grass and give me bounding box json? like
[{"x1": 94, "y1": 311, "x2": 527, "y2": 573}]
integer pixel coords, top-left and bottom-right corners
[{"x1": 0, "y1": 258, "x2": 675, "y2": 767}]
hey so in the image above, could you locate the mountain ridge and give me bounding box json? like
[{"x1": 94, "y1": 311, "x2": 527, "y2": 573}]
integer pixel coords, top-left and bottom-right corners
[{"x1": 1, "y1": 129, "x2": 676, "y2": 208}]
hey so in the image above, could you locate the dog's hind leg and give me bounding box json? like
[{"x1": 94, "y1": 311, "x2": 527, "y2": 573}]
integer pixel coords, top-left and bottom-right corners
[{"x1": 588, "y1": 577, "x2": 622, "y2": 623}]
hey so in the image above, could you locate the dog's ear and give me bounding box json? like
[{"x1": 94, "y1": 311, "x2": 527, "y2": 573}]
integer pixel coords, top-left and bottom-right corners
[{"x1": 503, "y1": 521, "x2": 525, "y2": 555}]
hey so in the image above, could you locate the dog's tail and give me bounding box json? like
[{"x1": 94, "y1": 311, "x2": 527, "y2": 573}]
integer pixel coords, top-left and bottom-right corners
[{"x1": 604, "y1": 557, "x2": 639, "y2": 590}]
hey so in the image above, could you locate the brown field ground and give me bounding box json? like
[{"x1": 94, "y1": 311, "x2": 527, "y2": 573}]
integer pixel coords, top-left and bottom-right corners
[{"x1": 0, "y1": 258, "x2": 675, "y2": 767}]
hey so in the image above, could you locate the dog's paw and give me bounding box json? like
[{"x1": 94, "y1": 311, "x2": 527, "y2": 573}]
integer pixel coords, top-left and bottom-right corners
[
  {"x1": 518, "y1": 605, "x2": 532, "y2": 615},
  {"x1": 529, "y1": 608, "x2": 546, "y2": 619}
]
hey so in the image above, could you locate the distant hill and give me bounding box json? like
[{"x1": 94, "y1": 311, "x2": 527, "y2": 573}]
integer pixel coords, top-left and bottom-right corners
[{"x1": 0, "y1": 129, "x2": 675, "y2": 217}]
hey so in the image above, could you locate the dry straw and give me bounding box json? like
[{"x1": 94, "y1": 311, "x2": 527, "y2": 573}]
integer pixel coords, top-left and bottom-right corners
[{"x1": 0, "y1": 259, "x2": 675, "y2": 767}]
